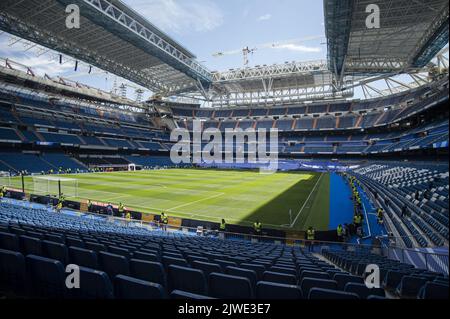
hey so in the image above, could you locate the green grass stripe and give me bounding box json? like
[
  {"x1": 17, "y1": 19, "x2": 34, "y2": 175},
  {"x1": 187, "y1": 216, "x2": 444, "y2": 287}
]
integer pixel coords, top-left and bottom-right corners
[{"x1": 5, "y1": 169, "x2": 327, "y2": 231}]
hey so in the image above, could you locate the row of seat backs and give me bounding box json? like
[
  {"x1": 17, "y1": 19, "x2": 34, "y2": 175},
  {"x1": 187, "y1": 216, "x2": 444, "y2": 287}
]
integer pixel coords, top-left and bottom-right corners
[
  {"x1": 1, "y1": 249, "x2": 389, "y2": 300},
  {"x1": 0, "y1": 248, "x2": 167, "y2": 299}
]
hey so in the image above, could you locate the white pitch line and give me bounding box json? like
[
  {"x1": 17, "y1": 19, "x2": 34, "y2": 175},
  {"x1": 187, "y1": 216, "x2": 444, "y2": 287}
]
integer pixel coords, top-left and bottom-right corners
[
  {"x1": 167, "y1": 192, "x2": 225, "y2": 211},
  {"x1": 289, "y1": 173, "x2": 324, "y2": 228},
  {"x1": 102, "y1": 194, "x2": 131, "y2": 202},
  {"x1": 74, "y1": 192, "x2": 288, "y2": 229}
]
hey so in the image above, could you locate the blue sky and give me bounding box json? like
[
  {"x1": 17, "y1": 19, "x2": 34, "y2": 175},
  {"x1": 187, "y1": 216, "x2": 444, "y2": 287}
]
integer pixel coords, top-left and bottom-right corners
[
  {"x1": 0, "y1": 0, "x2": 326, "y2": 97},
  {"x1": 124, "y1": 0, "x2": 327, "y2": 71}
]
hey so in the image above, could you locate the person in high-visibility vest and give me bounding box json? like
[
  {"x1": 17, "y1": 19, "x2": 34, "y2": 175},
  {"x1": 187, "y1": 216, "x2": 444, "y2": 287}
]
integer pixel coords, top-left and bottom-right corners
[
  {"x1": 253, "y1": 221, "x2": 262, "y2": 235},
  {"x1": 56, "y1": 200, "x2": 63, "y2": 213},
  {"x1": 125, "y1": 211, "x2": 131, "y2": 220},
  {"x1": 306, "y1": 227, "x2": 315, "y2": 252},
  {"x1": 337, "y1": 224, "x2": 344, "y2": 241},
  {"x1": 219, "y1": 219, "x2": 226, "y2": 232},
  {"x1": 161, "y1": 212, "x2": 169, "y2": 231},
  {"x1": 353, "y1": 214, "x2": 361, "y2": 226},
  {"x1": 353, "y1": 213, "x2": 363, "y2": 236},
  {"x1": 118, "y1": 203, "x2": 125, "y2": 217},
  {"x1": 377, "y1": 208, "x2": 384, "y2": 225},
  {"x1": 87, "y1": 199, "x2": 93, "y2": 212}
]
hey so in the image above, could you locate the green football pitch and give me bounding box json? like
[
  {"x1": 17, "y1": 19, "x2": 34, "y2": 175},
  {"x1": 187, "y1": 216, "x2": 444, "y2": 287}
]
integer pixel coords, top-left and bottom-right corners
[{"x1": 6, "y1": 169, "x2": 331, "y2": 231}]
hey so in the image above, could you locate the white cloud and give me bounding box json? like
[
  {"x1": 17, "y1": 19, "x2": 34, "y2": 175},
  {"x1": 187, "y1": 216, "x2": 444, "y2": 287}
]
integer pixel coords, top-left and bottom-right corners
[
  {"x1": 273, "y1": 44, "x2": 321, "y2": 53},
  {"x1": 124, "y1": 0, "x2": 224, "y2": 34},
  {"x1": 258, "y1": 14, "x2": 272, "y2": 21},
  {"x1": 0, "y1": 36, "x2": 74, "y2": 76}
]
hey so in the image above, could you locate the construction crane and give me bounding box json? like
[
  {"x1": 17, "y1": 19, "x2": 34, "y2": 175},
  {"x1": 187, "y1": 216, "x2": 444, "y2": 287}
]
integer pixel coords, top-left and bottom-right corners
[
  {"x1": 112, "y1": 80, "x2": 148, "y2": 102},
  {"x1": 213, "y1": 35, "x2": 325, "y2": 67}
]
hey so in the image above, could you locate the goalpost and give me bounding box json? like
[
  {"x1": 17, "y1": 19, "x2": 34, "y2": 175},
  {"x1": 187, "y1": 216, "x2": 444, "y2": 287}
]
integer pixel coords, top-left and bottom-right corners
[{"x1": 32, "y1": 176, "x2": 78, "y2": 197}]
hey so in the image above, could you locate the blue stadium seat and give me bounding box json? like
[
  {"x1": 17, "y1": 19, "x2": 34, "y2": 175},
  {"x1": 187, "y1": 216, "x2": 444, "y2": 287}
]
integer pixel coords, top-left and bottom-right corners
[
  {"x1": 168, "y1": 265, "x2": 208, "y2": 295},
  {"x1": 308, "y1": 288, "x2": 359, "y2": 300},
  {"x1": 26, "y1": 255, "x2": 67, "y2": 298},
  {"x1": 240, "y1": 263, "x2": 266, "y2": 280},
  {"x1": 0, "y1": 232, "x2": 20, "y2": 251},
  {"x1": 327, "y1": 269, "x2": 346, "y2": 278},
  {"x1": 85, "y1": 242, "x2": 106, "y2": 253},
  {"x1": 133, "y1": 251, "x2": 160, "y2": 262},
  {"x1": 300, "y1": 278, "x2": 338, "y2": 297},
  {"x1": 66, "y1": 237, "x2": 85, "y2": 249},
  {"x1": 262, "y1": 271, "x2": 297, "y2": 285},
  {"x1": 192, "y1": 261, "x2": 223, "y2": 278},
  {"x1": 226, "y1": 266, "x2": 258, "y2": 288},
  {"x1": 170, "y1": 290, "x2": 215, "y2": 300},
  {"x1": 24, "y1": 230, "x2": 44, "y2": 239},
  {"x1": 138, "y1": 248, "x2": 160, "y2": 257},
  {"x1": 270, "y1": 266, "x2": 297, "y2": 277},
  {"x1": 397, "y1": 276, "x2": 429, "y2": 298},
  {"x1": 20, "y1": 235, "x2": 43, "y2": 256},
  {"x1": 114, "y1": 275, "x2": 166, "y2": 299},
  {"x1": 164, "y1": 251, "x2": 184, "y2": 259},
  {"x1": 344, "y1": 283, "x2": 386, "y2": 299},
  {"x1": 162, "y1": 256, "x2": 189, "y2": 270},
  {"x1": 99, "y1": 251, "x2": 130, "y2": 278},
  {"x1": 43, "y1": 240, "x2": 69, "y2": 264},
  {"x1": 69, "y1": 246, "x2": 98, "y2": 269},
  {"x1": 129, "y1": 259, "x2": 167, "y2": 288},
  {"x1": 418, "y1": 282, "x2": 449, "y2": 299},
  {"x1": 383, "y1": 271, "x2": 409, "y2": 290},
  {"x1": 45, "y1": 233, "x2": 65, "y2": 244},
  {"x1": 187, "y1": 255, "x2": 209, "y2": 264},
  {"x1": 209, "y1": 273, "x2": 254, "y2": 299},
  {"x1": 0, "y1": 249, "x2": 26, "y2": 295},
  {"x1": 300, "y1": 270, "x2": 330, "y2": 281},
  {"x1": 214, "y1": 259, "x2": 237, "y2": 269},
  {"x1": 10, "y1": 227, "x2": 26, "y2": 236},
  {"x1": 333, "y1": 274, "x2": 364, "y2": 290},
  {"x1": 109, "y1": 246, "x2": 131, "y2": 259},
  {"x1": 70, "y1": 267, "x2": 113, "y2": 299},
  {"x1": 256, "y1": 281, "x2": 303, "y2": 300}
]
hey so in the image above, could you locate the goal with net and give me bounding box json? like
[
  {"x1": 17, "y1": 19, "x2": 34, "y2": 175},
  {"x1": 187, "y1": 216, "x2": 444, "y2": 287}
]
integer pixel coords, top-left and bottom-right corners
[{"x1": 32, "y1": 176, "x2": 78, "y2": 197}]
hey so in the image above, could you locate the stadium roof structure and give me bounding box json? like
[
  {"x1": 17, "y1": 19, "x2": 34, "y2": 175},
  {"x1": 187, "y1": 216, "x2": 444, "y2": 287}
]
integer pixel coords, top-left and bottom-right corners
[
  {"x1": 0, "y1": 0, "x2": 212, "y2": 96},
  {"x1": 325, "y1": 0, "x2": 449, "y2": 78},
  {"x1": 0, "y1": 0, "x2": 448, "y2": 108},
  {"x1": 0, "y1": 57, "x2": 143, "y2": 111},
  {"x1": 208, "y1": 60, "x2": 355, "y2": 108}
]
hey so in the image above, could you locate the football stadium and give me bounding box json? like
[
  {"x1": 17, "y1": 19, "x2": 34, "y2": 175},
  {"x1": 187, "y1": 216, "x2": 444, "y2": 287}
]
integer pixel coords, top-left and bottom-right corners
[{"x1": 0, "y1": 0, "x2": 449, "y2": 305}]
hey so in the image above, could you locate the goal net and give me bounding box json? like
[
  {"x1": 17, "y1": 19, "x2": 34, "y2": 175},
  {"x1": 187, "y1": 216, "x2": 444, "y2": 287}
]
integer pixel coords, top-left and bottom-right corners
[{"x1": 32, "y1": 176, "x2": 78, "y2": 197}]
